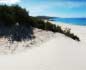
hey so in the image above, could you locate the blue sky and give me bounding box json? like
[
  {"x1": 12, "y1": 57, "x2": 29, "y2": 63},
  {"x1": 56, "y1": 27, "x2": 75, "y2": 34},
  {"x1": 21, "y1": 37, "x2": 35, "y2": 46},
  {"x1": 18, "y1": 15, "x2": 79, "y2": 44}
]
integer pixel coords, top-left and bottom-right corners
[{"x1": 0, "y1": 0, "x2": 86, "y2": 18}]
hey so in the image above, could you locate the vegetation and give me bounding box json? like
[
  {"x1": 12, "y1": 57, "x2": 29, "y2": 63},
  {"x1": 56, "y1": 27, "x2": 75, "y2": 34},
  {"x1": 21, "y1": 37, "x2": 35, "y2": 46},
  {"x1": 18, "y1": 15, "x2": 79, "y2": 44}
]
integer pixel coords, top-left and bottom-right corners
[
  {"x1": 35, "y1": 16, "x2": 56, "y2": 20},
  {"x1": 0, "y1": 5, "x2": 80, "y2": 42},
  {"x1": 63, "y1": 28, "x2": 80, "y2": 41},
  {"x1": 0, "y1": 5, "x2": 33, "y2": 41},
  {"x1": 0, "y1": 5, "x2": 31, "y2": 27},
  {"x1": 29, "y1": 16, "x2": 80, "y2": 41}
]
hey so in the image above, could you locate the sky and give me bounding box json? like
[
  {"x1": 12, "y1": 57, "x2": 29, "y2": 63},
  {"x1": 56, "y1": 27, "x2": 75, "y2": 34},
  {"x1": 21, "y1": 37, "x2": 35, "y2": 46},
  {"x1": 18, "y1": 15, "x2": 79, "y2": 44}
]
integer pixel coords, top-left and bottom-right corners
[{"x1": 0, "y1": 0, "x2": 86, "y2": 18}]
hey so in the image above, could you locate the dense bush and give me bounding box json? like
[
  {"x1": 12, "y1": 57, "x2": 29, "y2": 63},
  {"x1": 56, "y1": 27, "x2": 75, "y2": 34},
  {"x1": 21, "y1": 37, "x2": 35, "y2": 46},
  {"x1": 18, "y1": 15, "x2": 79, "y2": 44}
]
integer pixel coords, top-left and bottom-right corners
[
  {"x1": 11, "y1": 5, "x2": 30, "y2": 26},
  {"x1": 0, "y1": 5, "x2": 15, "y2": 26},
  {"x1": 63, "y1": 28, "x2": 80, "y2": 41},
  {"x1": 0, "y1": 5, "x2": 33, "y2": 41},
  {"x1": 28, "y1": 17, "x2": 80, "y2": 41},
  {"x1": 0, "y1": 5, "x2": 80, "y2": 41},
  {"x1": 0, "y1": 5, "x2": 31, "y2": 27},
  {"x1": 30, "y1": 17, "x2": 63, "y2": 32}
]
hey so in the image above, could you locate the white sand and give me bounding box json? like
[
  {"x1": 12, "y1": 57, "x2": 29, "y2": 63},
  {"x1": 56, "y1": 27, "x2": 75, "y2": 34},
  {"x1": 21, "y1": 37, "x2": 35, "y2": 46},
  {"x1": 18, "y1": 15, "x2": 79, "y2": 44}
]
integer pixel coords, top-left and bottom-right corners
[
  {"x1": 0, "y1": 22, "x2": 86, "y2": 70},
  {"x1": 50, "y1": 21, "x2": 86, "y2": 42},
  {"x1": 0, "y1": 28, "x2": 57, "y2": 54}
]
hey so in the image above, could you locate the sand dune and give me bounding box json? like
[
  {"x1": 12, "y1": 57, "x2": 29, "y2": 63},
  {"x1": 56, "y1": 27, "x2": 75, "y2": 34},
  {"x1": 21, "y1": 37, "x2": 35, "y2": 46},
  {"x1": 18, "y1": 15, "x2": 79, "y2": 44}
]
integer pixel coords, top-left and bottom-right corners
[{"x1": 0, "y1": 22, "x2": 86, "y2": 70}]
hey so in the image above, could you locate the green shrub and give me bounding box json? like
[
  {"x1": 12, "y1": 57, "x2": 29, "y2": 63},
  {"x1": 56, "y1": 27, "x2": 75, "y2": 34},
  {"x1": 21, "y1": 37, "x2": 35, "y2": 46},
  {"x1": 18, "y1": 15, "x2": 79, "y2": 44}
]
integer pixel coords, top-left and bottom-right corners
[
  {"x1": 63, "y1": 28, "x2": 80, "y2": 41},
  {"x1": 0, "y1": 5, "x2": 33, "y2": 41},
  {"x1": 29, "y1": 17, "x2": 80, "y2": 41},
  {"x1": 12, "y1": 5, "x2": 30, "y2": 26},
  {"x1": 0, "y1": 5, "x2": 31, "y2": 27},
  {"x1": 0, "y1": 5, "x2": 80, "y2": 42}
]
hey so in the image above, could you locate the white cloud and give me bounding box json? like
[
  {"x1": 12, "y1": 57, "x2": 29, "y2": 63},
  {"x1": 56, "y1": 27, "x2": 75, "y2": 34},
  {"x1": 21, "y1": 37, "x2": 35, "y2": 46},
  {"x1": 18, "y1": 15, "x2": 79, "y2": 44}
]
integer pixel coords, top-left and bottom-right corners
[
  {"x1": 19, "y1": 1, "x2": 85, "y2": 17},
  {"x1": 56, "y1": 2, "x2": 86, "y2": 8},
  {"x1": 28, "y1": 4, "x2": 50, "y2": 16},
  {"x1": 29, "y1": 1, "x2": 86, "y2": 16},
  {"x1": 0, "y1": 0, "x2": 21, "y2": 4},
  {"x1": 44, "y1": 1, "x2": 86, "y2": 8}
]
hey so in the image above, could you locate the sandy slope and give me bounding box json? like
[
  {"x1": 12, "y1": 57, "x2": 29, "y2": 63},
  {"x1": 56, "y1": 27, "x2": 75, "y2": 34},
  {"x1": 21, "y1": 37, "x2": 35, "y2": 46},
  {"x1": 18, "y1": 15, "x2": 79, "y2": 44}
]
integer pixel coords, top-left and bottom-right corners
[
  {"x1": 0, "y1": 22, "x2": 86, "y2": 70},
  {"x1": 50, "y1": 21, "x2": 86, "y2": 42},
  {"x1": 0, "y1": 28, "x2": 57, "y2": 54}
]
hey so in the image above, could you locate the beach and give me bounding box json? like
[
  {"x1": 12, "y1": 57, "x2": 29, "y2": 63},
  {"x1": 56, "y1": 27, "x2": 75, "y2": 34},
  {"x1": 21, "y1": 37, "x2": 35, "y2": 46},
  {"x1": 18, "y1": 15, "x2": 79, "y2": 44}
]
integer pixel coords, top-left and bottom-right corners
[{"x1": 0, "y1": 21, "x2": 86, "y2": 70}]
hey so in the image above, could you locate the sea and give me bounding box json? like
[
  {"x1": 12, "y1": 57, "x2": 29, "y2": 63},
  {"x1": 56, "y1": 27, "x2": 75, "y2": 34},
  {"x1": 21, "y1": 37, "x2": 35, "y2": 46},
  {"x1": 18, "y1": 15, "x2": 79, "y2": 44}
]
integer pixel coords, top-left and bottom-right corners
[{"x1": 51, "y1": 18, "x2": 86, "y2": 26}]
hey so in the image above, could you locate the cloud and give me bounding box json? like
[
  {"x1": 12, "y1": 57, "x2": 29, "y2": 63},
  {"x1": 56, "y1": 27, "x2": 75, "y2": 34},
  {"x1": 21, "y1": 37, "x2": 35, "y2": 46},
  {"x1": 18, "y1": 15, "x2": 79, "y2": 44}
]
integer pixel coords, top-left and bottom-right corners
[
  {"x1": 28, "y1": 1, "x2": 86, "y2": 17},
  {"x1": 0, "y1": 0, "x2": 21, "y2": 4},
  {"x1": 28, "y1": 4, "x2": 51, "y2": 16},
  {"x1": 29, "y1": 1, "x2": 86, "y2": 15},
  {"x1": 56, "y1": 2, "x2": 86, "y2": 8},
  {"x1": 29, "y1": 1, "x2": 86, "y2": 13},
  {"x1": 43, "y1": 1, "x2": 86, "y2": 8}
]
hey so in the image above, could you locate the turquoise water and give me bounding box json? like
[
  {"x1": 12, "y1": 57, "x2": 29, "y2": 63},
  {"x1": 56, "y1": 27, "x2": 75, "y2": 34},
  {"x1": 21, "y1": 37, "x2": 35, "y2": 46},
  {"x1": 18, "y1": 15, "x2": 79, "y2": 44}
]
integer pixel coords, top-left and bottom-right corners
[{"x1": 52, "y1": 18, "x2": 86, "y2": 26}]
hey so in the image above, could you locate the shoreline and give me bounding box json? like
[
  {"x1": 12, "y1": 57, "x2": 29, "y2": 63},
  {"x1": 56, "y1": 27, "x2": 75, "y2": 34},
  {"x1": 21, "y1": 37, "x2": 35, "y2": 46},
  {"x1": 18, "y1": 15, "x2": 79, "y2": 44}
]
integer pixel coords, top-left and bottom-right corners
[{"x1": 50, "y1": 21, "x2": 86, "y2": 27}]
